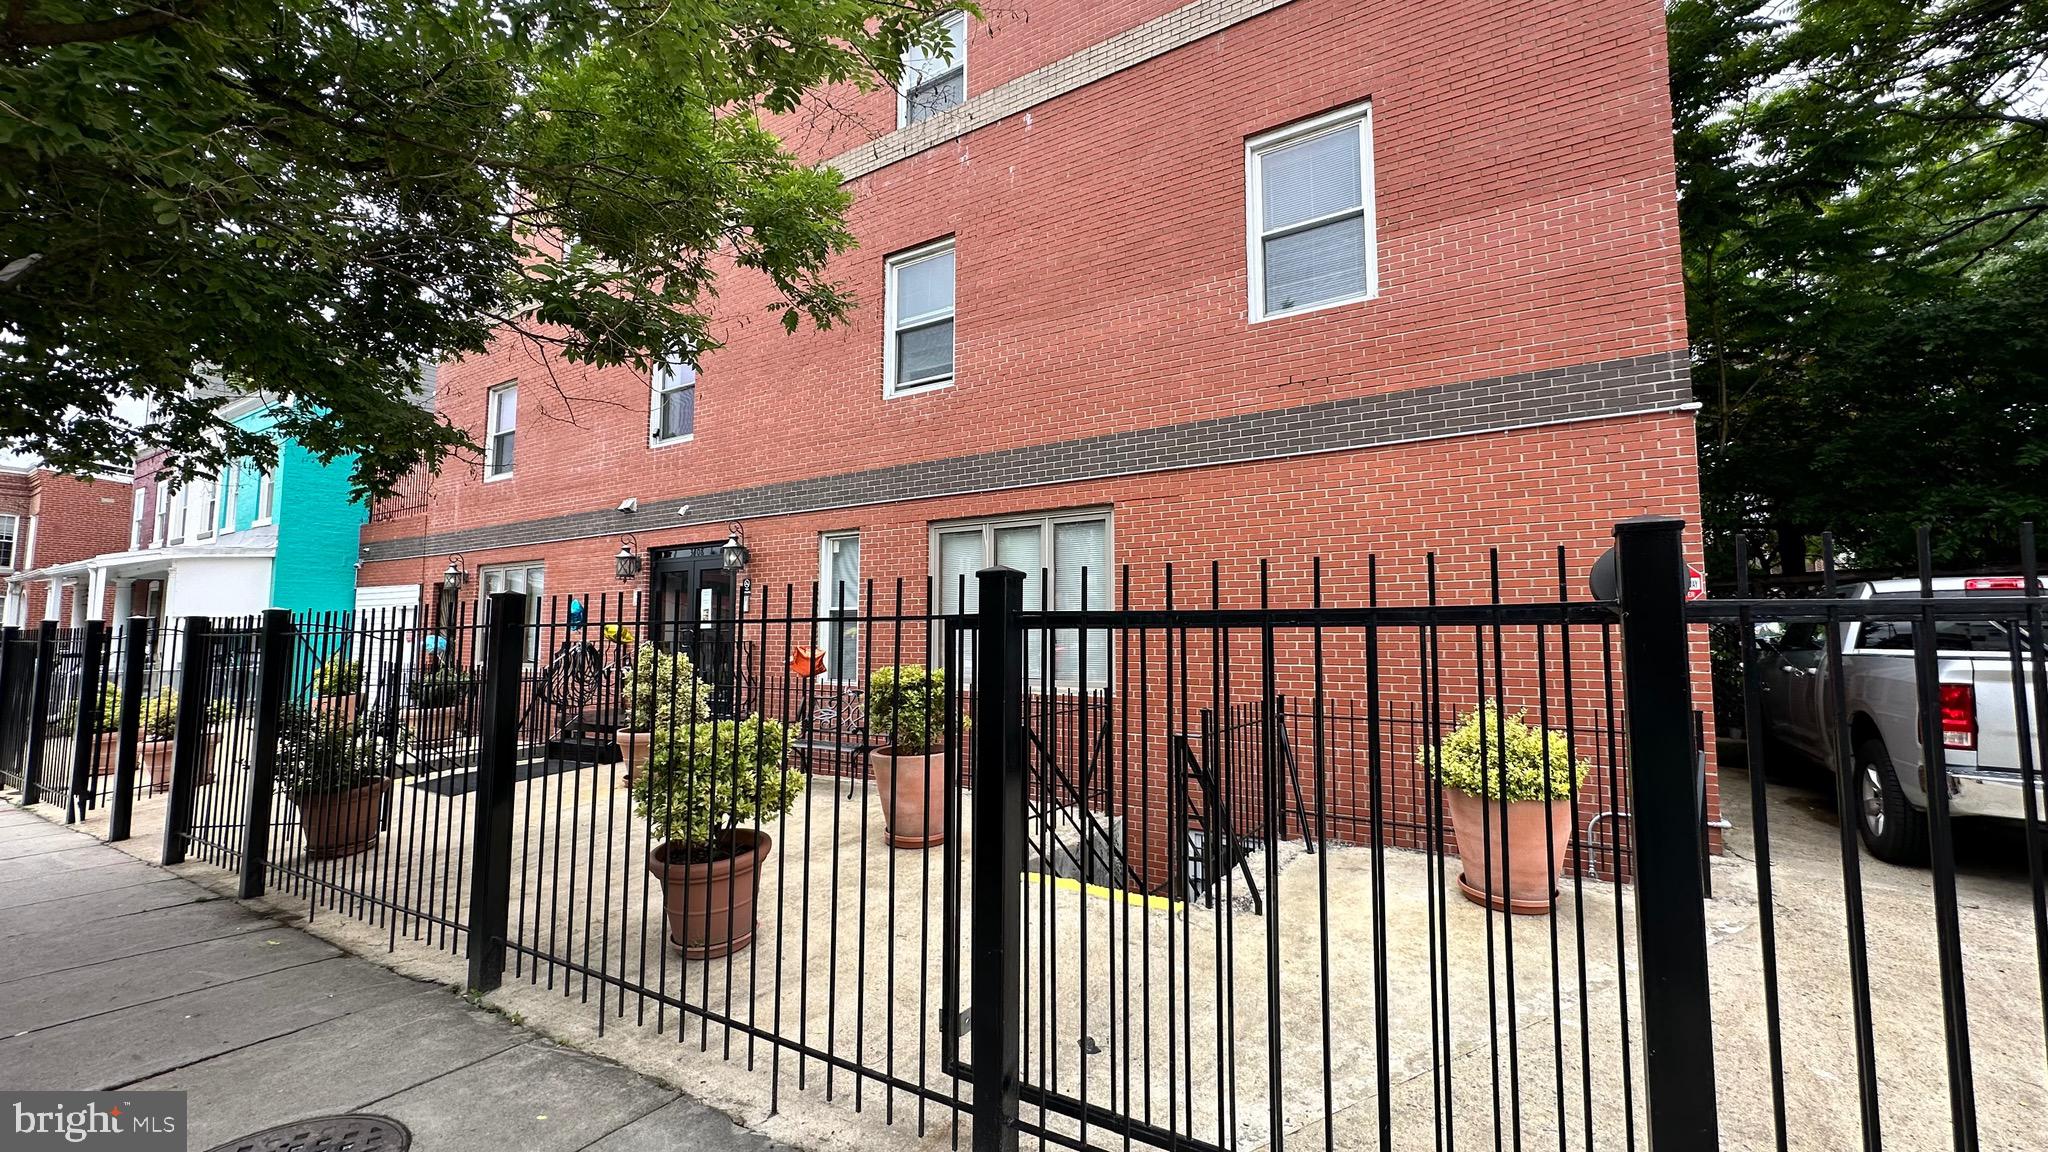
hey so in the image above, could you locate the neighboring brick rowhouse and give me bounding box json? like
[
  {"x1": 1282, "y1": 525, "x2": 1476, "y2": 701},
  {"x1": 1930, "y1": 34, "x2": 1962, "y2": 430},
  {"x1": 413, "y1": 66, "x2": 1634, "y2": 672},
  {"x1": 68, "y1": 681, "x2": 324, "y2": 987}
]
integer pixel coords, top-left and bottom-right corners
[
  {"x1": 359, "y1": 0, "x2": 1716, "y2": 841},
  {"x1": 1, "y1": 467, "x2": 133, "y2": 624}
]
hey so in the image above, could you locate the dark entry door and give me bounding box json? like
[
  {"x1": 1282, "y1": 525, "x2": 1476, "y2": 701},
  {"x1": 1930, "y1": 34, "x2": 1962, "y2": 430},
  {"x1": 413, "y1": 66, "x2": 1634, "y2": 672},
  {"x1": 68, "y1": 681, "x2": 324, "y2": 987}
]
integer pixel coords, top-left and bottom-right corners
[{"x1": 649, "y1": 544, "x2": 739, "y2": 715}]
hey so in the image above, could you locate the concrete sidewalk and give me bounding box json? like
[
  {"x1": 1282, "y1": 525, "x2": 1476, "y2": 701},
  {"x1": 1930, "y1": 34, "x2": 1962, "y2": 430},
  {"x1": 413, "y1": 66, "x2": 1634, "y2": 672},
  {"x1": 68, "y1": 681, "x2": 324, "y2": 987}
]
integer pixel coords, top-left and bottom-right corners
[{"x1": 0, "y1": 805, "x2": 787, "y2": 1152}]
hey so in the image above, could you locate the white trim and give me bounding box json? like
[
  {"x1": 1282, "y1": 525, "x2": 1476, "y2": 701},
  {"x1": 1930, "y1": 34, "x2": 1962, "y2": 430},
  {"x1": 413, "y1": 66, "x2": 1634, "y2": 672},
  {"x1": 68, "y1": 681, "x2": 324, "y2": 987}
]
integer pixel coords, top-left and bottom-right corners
[
  {"x1": 484, "y1": 380, "x2": 518, "y2": 481},
  {"x1": 883, "y1": 237, "x2": 957, "y2": 399},
  {"x1": 1245, "y1": 100, "x2": 1377, "y2": 324},
  {"x1": 193, "y1": 475, "x2": 217, "y2": 541},
  {"x1": 897, "y1": 11, "x2": 969, "y2": 129},
  {"x1": 152, "y1": 479, "x2": 169, "y2": 545},
  {"x1": 220, "y1": 466, "x2": 240, "y2": 535}
]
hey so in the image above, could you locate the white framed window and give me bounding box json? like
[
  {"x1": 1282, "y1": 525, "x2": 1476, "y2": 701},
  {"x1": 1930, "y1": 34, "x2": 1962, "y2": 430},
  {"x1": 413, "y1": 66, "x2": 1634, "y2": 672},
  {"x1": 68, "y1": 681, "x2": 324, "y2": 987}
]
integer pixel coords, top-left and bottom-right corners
[
  {"x1": 485, "y1": 381, "x2": 517, "y2": 479},
  {"x1": 885, "y1": 239, "x2": 956, "y2": 397},
  {"x1": 650, "y1": 360, "x2": 696, "y2": 444},
  {"x1": 479, "y1": 563, "x2": 546, "y2": 659},
  {"x1": 899, "y1": 12, "x2": 967, "y2": 126},
  {"x1": 1246, "y1": 101, "x2": 1376, "y2": 322},
  {"x1": 220, "y1": 466, "x2": 240, "y2": 535},
  {"x1": 254, "y1": 467, "x2": 275, "y2": 526},
  {"x1": 0, "y1": 514, "x2": 18, "y2": 571},
  {"x1": 193, "y1": 475, "x2": 218, "y2": 541},
  {"x1": 169, "y1": 484, "x2": 189, "y2": 544},
  {"x1": 152, "y1": 480, "x2": 169, "y2": 545},
  {"x1": 932, "y1": 509, "x2": 1112, "y2": 687},
  {"x1": 818, "y1": 533, "x2": 861, "y2": 682},
  {"x1": 129, "y1": 487, "x2": 145, "y2": 551}
]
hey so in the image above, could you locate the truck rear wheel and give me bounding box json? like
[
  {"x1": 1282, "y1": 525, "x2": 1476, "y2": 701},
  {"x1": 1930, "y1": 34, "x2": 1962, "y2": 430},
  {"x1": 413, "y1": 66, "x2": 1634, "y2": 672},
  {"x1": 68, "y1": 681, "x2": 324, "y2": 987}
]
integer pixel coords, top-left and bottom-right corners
[{"x1": 1855, "y1": 737, "x2": 1928, "y2": 866}]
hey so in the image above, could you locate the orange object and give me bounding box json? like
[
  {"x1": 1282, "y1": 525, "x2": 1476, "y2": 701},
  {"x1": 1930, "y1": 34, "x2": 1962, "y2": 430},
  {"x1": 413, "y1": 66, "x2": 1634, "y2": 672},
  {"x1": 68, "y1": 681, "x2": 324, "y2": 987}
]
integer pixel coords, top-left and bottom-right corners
[{"x1": 788, "y1": 647, "x2": 826, "y2": 679}]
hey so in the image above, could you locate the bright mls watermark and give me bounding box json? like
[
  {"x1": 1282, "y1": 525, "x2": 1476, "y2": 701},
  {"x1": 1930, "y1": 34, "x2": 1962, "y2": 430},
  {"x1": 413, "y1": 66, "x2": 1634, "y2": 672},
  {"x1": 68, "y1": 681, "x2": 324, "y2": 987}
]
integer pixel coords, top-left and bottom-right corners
[{"x1": 4, "y1": 1092, "x2": 185, "y2": 1151}]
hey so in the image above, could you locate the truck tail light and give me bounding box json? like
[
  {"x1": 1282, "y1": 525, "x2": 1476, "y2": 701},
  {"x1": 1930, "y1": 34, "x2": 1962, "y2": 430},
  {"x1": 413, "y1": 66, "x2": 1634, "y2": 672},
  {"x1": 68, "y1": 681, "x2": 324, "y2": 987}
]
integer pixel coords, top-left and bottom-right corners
[
  {"x1": 1939, "y1": 683, "x2": 1977, "y2": 750},
  {"x1": 1964, "y1": 577, "x2": 2026, "y2": 592}
]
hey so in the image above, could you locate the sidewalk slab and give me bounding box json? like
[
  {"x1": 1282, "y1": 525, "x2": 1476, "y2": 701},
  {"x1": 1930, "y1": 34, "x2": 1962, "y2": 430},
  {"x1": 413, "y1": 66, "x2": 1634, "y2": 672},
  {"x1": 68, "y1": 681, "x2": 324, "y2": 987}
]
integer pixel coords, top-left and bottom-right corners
[
  {"x1": 0, "y1": 858, "x2": 167, "y2": 909},
  {"x1": 133, "y1": 987, "x2": 525, "y2": 1150},
  {"x1": 0, "y1": 896, "x2": 283, "y2": 979},
  {"x1": 365, "y1": 1040, "x2": 677, "y2": 1152},
  {"x1": 0, "y1": 928, "x2": 339, "y2": 1035},
  {"x1": 0, "y1": 877, "x2": 201, "y2": 940},
  {"x1": 581, "y1": 1094, "x2": 785, "y2": 1152}
]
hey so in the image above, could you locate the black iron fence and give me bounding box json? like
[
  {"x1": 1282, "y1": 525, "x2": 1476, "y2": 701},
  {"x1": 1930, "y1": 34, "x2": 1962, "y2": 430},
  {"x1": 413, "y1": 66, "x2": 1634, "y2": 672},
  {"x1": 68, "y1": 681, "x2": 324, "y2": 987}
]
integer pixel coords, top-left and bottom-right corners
[{"x1": 8, "y1": 518, "x2": 2046, "y2": 1151}]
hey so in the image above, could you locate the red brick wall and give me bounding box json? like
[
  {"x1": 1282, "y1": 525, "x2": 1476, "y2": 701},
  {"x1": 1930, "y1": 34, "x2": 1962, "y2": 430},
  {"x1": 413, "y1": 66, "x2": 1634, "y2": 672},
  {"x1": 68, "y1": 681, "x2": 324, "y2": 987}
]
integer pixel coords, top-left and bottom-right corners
[
  {"x1": 366, "y1": 0, "x2": 1684, "y2": 544},
  {"x1": 3, "y1": 469, "x2": 134, "y2": 624}
]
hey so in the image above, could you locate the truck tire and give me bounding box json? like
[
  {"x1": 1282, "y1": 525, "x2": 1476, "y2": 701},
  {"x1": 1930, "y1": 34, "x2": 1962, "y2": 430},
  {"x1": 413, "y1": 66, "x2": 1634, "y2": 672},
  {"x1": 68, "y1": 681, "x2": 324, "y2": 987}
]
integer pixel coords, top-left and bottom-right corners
[{"x1": 1855, "y1": 736, "x2": 1928, "y2": 866}]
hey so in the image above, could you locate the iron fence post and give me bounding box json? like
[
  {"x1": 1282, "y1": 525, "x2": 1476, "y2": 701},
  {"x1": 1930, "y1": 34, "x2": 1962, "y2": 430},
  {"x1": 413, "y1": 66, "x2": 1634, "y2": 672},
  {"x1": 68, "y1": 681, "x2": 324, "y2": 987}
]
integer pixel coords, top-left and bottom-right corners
[
  {"x1": 1613, "y1": 515, "x2": 1720, "y2": 1148},
  {"x1": 108, "y1": 618, "x2": 148, "y2": 842},
  {"x1": 20, "y1": 621, "x2": 58, "y2": 807},
  {"x1": 160, "y1": 616, "x2": 213, "y2": 866},
  {"x1": 970, "y1": 565, "x2": 1024, "y2": 1152},
  {"x1": 467, "y1": 591, "x2": 527, "y2": 993},
  {"x1": 64, "y1": 620, "x2": 107, "y2": 822},
  {"x1": 238, "y1": 609, "x2": 295, "y2": 898}
]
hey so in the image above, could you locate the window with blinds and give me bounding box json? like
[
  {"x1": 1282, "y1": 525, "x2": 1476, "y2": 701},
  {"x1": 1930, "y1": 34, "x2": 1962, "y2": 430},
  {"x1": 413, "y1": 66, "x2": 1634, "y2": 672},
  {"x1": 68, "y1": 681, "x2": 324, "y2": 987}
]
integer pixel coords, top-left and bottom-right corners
[
  {"x1": 933, "y1": 510, "x2": 1111, "y2": 688},
  {"x1": 486, "y1": 381, "x2": 517, "y2": 478},
  {"x1": 819, "y1": 533, "x2": 861, "y2": 682},
  {"x1": 1247, "y1": 102, "x2": 1376, "y2": 321},
  {"x1": 651, "y1": 359, "x2": 696, "y2": 443},
  {"x1": 886, "y1": 240, "x2": 955, "y2": 395}
]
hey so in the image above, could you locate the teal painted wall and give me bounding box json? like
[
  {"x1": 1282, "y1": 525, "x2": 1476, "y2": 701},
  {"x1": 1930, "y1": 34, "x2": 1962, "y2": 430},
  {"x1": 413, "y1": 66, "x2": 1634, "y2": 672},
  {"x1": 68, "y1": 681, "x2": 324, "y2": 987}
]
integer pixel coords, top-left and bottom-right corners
[{"x1": 222, "y1": 406, "x2": 366, "y2": 615}]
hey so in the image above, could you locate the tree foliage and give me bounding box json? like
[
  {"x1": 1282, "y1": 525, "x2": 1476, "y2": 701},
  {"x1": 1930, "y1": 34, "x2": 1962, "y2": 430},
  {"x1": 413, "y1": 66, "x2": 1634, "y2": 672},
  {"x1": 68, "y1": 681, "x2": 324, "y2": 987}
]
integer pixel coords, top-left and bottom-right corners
[
  {"x1": 1, "y1": 0, "x2": 963, "y2": 493},
  {"x1": 1671, "y1": 0, "x2": 2048, "y2": 569}
]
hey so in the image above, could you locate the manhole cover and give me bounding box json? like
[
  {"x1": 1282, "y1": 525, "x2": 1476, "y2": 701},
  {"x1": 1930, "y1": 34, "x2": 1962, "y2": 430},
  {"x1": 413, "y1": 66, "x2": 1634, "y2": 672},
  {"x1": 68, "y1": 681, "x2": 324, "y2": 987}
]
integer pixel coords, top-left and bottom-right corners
[{"x1": 207, "y1": 1114, "x2": 411, "y2": 1152}]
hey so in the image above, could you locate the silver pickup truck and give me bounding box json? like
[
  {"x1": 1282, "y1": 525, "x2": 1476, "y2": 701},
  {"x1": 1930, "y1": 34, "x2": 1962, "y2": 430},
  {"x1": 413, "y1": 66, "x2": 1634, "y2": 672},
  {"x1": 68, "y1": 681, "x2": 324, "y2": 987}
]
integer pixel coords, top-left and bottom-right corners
[{"x1": 1756, "y1": 577, "x2": 2046, "y2": 864}]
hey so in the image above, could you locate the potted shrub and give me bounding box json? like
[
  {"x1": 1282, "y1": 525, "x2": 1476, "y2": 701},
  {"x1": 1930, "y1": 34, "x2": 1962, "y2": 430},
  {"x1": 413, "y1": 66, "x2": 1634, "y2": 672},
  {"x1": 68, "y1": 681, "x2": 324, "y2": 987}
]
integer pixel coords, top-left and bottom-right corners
[
  {"x1": 1422, "y1": 703, "x2": 1588, "y2": 915},
  {"x1": 138, "y1": 690, "x2": 179, "y2": 792},
  {"x1": 409, "y1": 666, "x2": 473, "y2": 742},
  {"x1": 56, "y1": 693, "x2": 123, "y2": 776},
  {"x1": 311, "y1": 652, "x2": 362, "y2": 724},
  {"x1": 636, "y1": 715, "x2": 804, "y2": 959},
  {"x1": 609, "y1": 626, "x2": 711, "y2": 784},
  {"x1": 866, "y1": 665, "x2": 960, "y2": 848},
  {"x1": 278, "y1": 706, "x2": 396, "y2": 859}
]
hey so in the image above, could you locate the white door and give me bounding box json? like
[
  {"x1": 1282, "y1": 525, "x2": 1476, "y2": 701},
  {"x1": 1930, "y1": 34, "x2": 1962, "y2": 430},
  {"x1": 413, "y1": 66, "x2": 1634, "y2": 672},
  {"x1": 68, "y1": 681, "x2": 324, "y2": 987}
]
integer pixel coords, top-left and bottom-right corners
[{"x1": 353, "y1": 584, "x2": 421, "y2": 708}]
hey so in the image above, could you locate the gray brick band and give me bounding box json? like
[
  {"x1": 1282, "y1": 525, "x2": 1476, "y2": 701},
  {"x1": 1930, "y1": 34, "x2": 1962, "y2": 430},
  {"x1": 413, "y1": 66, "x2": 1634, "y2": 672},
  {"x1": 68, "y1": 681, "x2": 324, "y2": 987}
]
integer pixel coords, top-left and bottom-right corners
[{"x1": 360, "y1": 350, "x2": 1692, "y2": 563}]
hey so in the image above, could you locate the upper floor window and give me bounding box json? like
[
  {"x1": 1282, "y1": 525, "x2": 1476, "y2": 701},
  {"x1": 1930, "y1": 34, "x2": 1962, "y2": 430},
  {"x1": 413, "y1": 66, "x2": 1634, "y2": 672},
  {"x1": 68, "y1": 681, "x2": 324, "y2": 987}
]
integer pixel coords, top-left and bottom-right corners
[
  {"x1": 220, "y1": 467, "x2": 240, "y2": 535},
  {"x1": 900, "y1": 12, "x2": 968, "y2": 126},
  {"x1": 152, "y1": 480, "x2": 169, "y2": 545},
  {"x1": 1247, "y1": 102, "x2": 1376, "y2": 321},
  {"x1": 169, "y1": 484, "x2": 189, "y2": 544},
  {"x1": 485, "y1": 381, "x2": 517, "y2": 479},
  {"x1": 0, "y1": 514, "x2": 18, "y2": 571},
  {"x1": 254, "y1": 467, "x2": 275, "y2": 526},
  {"x1": 651, "y1": 360, "x2": 696, "y2": 444},
  {"x1": 193, "y1": 475, "x2": 218, "y2": 541},
  {"x1": 885, "y1": 239, "x2": 955, "y2": 397},
  {"x1": 129, "y1": 488, "x2": 145, "y2": 551}
]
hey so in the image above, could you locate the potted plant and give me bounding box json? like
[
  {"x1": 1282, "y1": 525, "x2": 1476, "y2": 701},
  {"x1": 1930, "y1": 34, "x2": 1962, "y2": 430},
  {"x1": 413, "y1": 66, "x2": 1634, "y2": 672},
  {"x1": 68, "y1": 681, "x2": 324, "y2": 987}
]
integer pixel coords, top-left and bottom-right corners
[
  {"x1": 55, "y1": 693, "x2": 123, "y2": 775},
  {"x1": 408, "y1": 666, "x2": 473, "y2": 742},
  {"x1": 866, "y1": 665, "x2": 960, "y2": 848},
  {"x1": 138, "y1": 693, "x2": 232, "y2": 792},
  {"x1": 311, "y1": 652, "x2": 362, "y2": 724},
  {"x1": 609, "y1": 626, "x2": 711, "y2": 784},
  {"x1": 1422, "y1": 703, "x2": 1588, "y2": 914},
  {"x1": 277, "y1": 706, "x2": 397, "y2": 859},
  {"x1": 636, "y1": 714, "x2": 804, "y2": 959}
]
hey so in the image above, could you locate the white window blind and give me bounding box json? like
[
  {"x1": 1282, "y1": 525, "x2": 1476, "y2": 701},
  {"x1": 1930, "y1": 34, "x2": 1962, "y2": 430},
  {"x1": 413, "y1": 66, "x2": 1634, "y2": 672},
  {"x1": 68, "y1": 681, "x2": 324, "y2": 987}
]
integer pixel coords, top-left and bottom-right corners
[
  {"x1": 1248, "y1": 104, "x2": 1374, "y2": 320},
  {"x1": 486, "y1": 382, "x2": 517, "y2": 477},
  {"x1": 819, "y1": 533, "x2": 861, "y2": 682},
  {"x1": 887, "y1": 242, "x2": 955, "y2": 394},
  {"x1": 932, "y1": 511, "x2": 1110, "y2": 687}
]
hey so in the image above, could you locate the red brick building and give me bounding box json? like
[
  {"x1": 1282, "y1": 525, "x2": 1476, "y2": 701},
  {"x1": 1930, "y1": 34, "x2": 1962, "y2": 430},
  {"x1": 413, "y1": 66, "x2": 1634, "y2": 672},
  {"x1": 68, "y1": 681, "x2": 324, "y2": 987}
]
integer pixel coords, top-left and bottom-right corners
[
  {"x1": 0, "y1": 465, "x2": 133, "y2": 628},
  {"x1": 358, "y1": 0, "x2": 1707, "y2": 824}
]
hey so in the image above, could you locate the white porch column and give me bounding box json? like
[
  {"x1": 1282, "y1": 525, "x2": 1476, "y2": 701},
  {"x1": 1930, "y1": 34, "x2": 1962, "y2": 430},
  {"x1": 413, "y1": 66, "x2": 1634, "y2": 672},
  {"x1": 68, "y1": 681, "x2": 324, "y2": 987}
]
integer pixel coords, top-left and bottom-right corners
[
  {"x1": 110, "y1": 579, "x2": 135, "y2": 633},
  {"x1": 41, "y1": 578, "x2": 62, "y2": 622}
]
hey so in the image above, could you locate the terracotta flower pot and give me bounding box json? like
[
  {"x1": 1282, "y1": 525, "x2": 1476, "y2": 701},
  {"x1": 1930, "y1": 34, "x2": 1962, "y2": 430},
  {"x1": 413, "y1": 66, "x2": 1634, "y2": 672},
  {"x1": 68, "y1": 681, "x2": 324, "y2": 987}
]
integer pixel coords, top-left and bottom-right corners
[
  {"x1": 293, "y1": 779, "x2": 389, "y2": 860},
  {"x1": 647, "y1": 830, "x2": 771, "y2": 960},
  {"x1": 868, "y1": 748, "x2": 948, "y2": 849},
  {"x1": 618, "y1": 729, "x2": 653, "y2": 785},
  {"x1": 142, "y1": 738, "x2": 215, "y2": 792},
  {"x1": 93, "y1": 731, "x2": 120, "y2": 776},
  {"x1": 1443, "y1": 790, "x2": 1576, "y2": 915},
  {"x1": 409, "y1": 704, "x2": 460, "y2": 743},
  {"x1": 317, "y1": 695, "x2": 358, "y2": 726}
]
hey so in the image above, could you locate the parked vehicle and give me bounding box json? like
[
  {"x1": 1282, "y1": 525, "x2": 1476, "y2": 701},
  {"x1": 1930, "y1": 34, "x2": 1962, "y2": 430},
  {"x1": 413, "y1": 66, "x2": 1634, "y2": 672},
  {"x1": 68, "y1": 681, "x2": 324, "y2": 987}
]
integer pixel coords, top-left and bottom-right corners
[{"x1": 1755, "y1": 577, "x2": 2044, "y2": 864}]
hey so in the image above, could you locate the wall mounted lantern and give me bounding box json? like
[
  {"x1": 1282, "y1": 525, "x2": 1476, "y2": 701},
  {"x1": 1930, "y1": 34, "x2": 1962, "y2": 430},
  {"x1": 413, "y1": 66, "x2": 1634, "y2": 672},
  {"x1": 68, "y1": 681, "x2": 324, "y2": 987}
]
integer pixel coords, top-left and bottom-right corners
[
  {"x1": 721, "y1": 524, "x2": 750, "y2": 574},
  {"x1": 443, "y1": 554, "x2": 467, "y2": 591},
  {"x1": 614, "y1": 534, "x2": 643, "y2": 583}
]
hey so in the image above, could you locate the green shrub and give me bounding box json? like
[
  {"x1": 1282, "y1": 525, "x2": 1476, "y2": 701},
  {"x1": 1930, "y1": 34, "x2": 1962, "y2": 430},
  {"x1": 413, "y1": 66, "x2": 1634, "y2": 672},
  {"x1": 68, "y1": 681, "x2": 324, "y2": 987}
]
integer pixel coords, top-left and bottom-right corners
[
  {"x1": 1421, "y1": 703, "x2": 1587, "y2": 802},
  {"x1": 311, "y1": 652, "x2": 362, "y2": 699},
  {"x1": 411, "y1": 666, "x2": 474, "y2": 709},
  {"x1": 614, "y1": 632, "x2": 711, "y2": 732},
  {"x1": 633, "y1": 715, "x2": 805, "y2": 852},
  {"x1": 867, "y1": 665, "x2": 960, "y2": 756},
  {"x1": 275, "y1": 706, "x2": 398, "y2": 795},
  {"x1": 138, "y1": 690, "x2": 180, "y2": 742}
]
